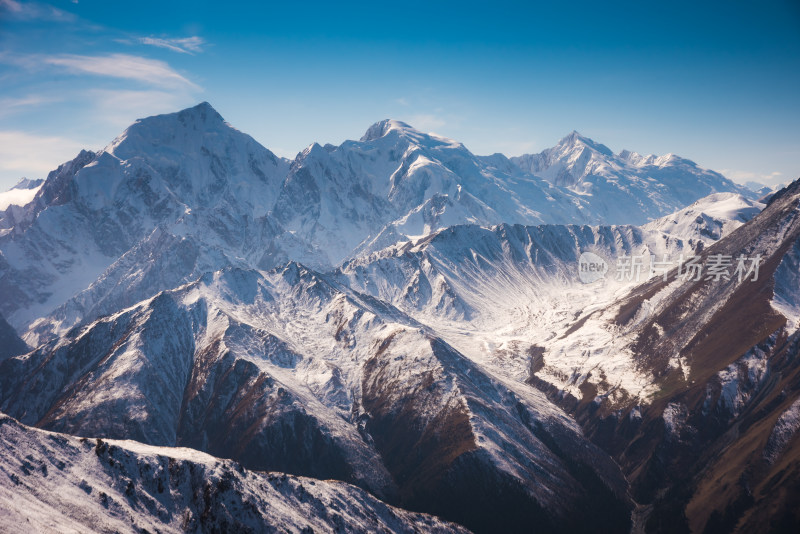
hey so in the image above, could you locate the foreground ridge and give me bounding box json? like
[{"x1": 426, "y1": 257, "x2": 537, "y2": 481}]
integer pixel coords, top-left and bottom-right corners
[{"x1": 0, "y1": 413, "x2": 468, "y2": 533}]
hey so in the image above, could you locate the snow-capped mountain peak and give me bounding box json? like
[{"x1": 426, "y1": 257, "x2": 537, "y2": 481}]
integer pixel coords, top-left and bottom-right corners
[
  {"x1": 555, "y1": 130, "x2": 614, "y2": 156},
  {"x1": 360, "y1": 118, "x2": 462, "y2": 150},
  {"x1": 2, "y1": 102, "x2": 797, "y2": 532},
  {"x1": 511, "y1": 131, "x2": 755, "y2": 223},
  {"x1": 361, "y1": 118, "x2": 416, "y2": 142},
  {"x1": 105, "y1": 101, "x2": 255, "y2": 161},
  {"x1": 509, "y1": 131, "x2": 615, "y2": 188},
  {"x1": 74, "y1": 101, "x2": 288, "y2": 214},
  {"x1": 0, "y1": 103, "x2": 756, "y2": 341},
  {"x1": 9, "y1": 177, "x2": 44, "y2": 191}
]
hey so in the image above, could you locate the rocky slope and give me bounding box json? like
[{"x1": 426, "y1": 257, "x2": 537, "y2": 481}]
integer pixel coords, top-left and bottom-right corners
[
  {"x1": 0, "y1": 261, "x2": 634, "y2": 532},
  {"x1": 0, "y1": 413, "x2": 468, "y2": 533},
  {"x1": 335, "y1": 182, "x2": 800, "y2": 532},
  {"x1": 534, "y1": 179, "x2": 800, "y2": 533}
]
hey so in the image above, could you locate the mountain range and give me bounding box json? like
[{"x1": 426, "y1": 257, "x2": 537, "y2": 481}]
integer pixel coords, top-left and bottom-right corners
[{"x1": 0, "y1": 102, "x2": 797, "y2": 533}]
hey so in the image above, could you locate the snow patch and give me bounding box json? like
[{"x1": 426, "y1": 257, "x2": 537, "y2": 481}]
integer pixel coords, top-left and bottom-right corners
[{"x1": 764, "y1": 397, "x2": 800, "y2": 464}]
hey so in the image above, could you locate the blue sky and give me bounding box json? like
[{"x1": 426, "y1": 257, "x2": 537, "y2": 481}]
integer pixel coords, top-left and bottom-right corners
[{"x1": 0, "y1": 0, "x2": 798, "y2": 191}]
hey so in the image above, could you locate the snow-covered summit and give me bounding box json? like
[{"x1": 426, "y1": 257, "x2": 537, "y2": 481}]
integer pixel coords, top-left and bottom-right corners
[
  {"x1": 0, "y1": 104, "x2": 291, "y2": 331},
  {"x1": 271, "y1": 115, "x2": 592, "y2": 267},
  {"x1": 9, "y1": 177, "x2": 44, "y2": 191},
  {"x1": 557, "y1": 130, "x2": 614, "y2": 156},
  {"x1": 0, "y1": 103, "x2": 757, "y2": 337},
  {"x1": 105, "y1": 101, "x2": 228, "y2": 159},
  {"x1": 361, "y1": 118, "x2": 416, "y2": 141},
  {"x1": 510, "y1": 130, "x2": 614, "y2": 188},
  {"x1": 511, "y1": 131, "x2": 755, "y2": 223},
  {"x1": 361, "y1": 118, "x2": 462, "y2": 148},
  {"x1": 84, "y1": 101, "x2": 287, "y2": 211}
]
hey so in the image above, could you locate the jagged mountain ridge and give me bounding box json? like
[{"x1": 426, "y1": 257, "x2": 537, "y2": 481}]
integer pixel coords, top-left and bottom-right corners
[
  {"x1": 273, "y1": 119, "x2": 592, "y2": 264},
  {"x1": 334, "y1": 179, "x2": 800, "y2": 533},
  {"x1": 1, "y1": 190, "x2": 764, "y2": 531},
  {"x1": 0, "y1": 262, "x2": 633, "y2": 533},
  {"x1": 511, "y1": 131, "x2": 755, "y2": 224},
  {"x1": 0, "y1": 103, "x2": 752, "y2": 344},
  {"x1": 336, "y1": 192, "x2": 763, "y2": 391}
]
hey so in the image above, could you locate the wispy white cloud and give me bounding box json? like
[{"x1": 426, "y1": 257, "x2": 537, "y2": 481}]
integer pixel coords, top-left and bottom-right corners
[
  {"x1": 0, "y1": 87, "x2": 202, "y2": 189},
  {"x1": 0, "y1": 0, "x2": 21, "y2": 12},
  {"x1": 0, "y1": 187, "x2": 41, "y2": 210},
  {"x1": 0, "y1": 0, "x2": 76, "y2": 21},
  {"x1": 41, "y1": 53, "x2": 201, "y2": 90},
  {"x1": 139, "y1": 36, "x2": 206, "y2": 54}
]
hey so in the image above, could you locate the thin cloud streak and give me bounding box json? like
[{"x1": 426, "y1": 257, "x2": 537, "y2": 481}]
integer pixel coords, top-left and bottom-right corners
[
  {"x1": 0, "y1": 0, "x2": 76, "y2": 21},
  {"x1": 42, "y1": 53, "x2": 201, "y2": 90},
  {"x1": 0, "y1": 0, "x2": 21, "y2": 12},
  {"x1": 139, "y1": 36, "x2": 205, "y2": 55}
]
